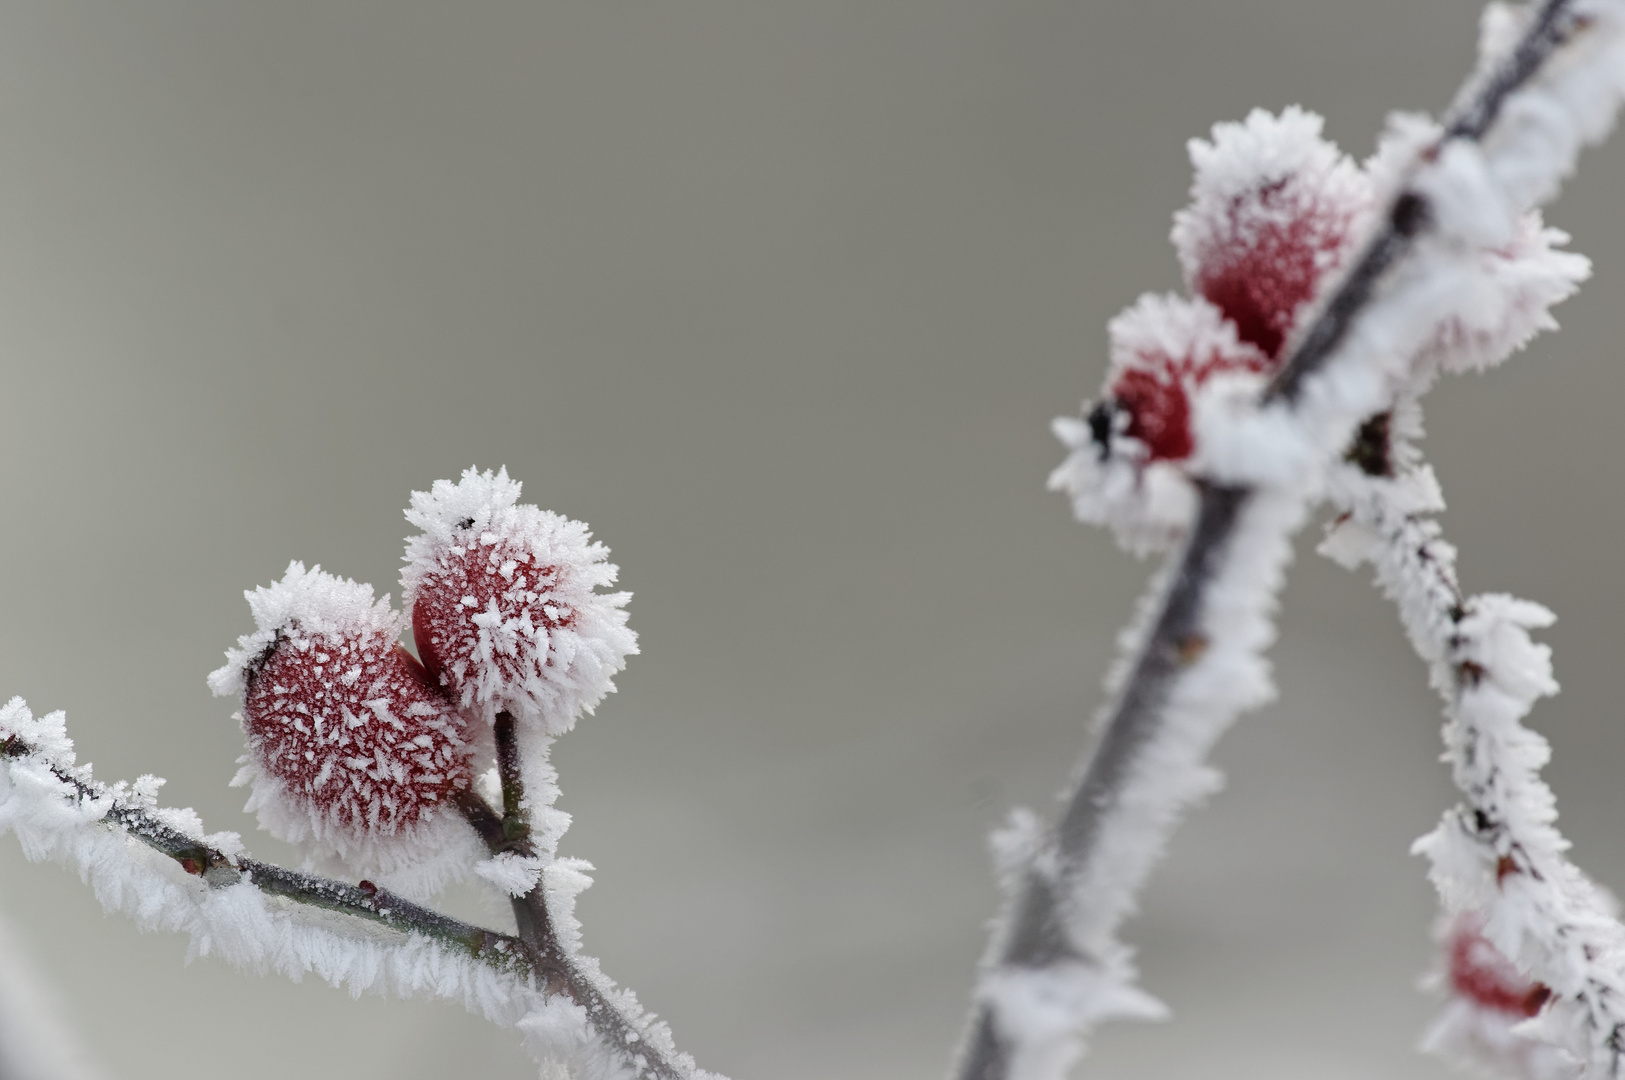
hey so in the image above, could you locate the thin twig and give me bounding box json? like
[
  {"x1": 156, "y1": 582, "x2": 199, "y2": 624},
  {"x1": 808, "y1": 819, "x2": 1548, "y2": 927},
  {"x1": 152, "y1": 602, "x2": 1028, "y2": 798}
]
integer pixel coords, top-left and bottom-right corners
[
  {"x1": 0, "y1": 735, "x2": 534, "y2": 975},
  {"x1": 3, "y1": 728, "x2": 688, "y2": 1078},
  {"x1": 454, "y1": 714, "x2": 691, "y2": 1080}
]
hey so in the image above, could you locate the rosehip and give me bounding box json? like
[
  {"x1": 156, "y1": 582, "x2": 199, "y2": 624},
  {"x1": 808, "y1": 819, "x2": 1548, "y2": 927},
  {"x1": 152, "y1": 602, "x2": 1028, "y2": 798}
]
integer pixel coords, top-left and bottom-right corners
[
  {"x1": 402, "y1": 467, "x2": 637, "y2": 734},
  {"x1": 209, "y1": 562, "x2": 474, "y2": 887},
  {"x1": 1447, "y1": 914, "x2": 1552, "y2": 1018},
  {"x1": 1101, "y1": 293, "x2": 1269, "y2": 463},
  {"x1": 1172, "y1": 107, "x2": 1371, "y2": 359}
]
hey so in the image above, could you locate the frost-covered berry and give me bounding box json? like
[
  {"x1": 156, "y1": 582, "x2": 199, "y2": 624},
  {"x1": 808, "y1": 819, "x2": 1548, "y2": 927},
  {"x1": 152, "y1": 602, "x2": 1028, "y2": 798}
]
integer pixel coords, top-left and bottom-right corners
[
  {"x1": 1050, "y1": 295, "x2": 1267, "y2": 554},
  {"x1": 1172, "y1": 107, "x2": 1371, "y2": 360},
  {"x1": 208, "y1": 562, "x2": 477, "y2": 895},
  {"x1": 1100, "y1": 293, "x2": 1270, "y2": 464},
  {"x1": 1447, "y1": 915, "x2": 1551, "y2": 1018},
  {"x1": 402, "y1": 467, "x2": 637, "y2": 735}
]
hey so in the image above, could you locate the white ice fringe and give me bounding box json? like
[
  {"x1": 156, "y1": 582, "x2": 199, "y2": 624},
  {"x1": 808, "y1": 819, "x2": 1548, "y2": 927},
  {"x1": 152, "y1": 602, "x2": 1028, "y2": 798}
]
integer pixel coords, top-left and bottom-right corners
[
  {"x1": 1056, "y1": 491, "x2": 1297, "y2": 960},
  {"x1": 974, "y1": 486, "x2": 1304, "y2": 1080},
  {"x1": 1325, "y1": 450, "x2": 1625, "y2": 1079},
  {"x1": 1422, "y1": 996, "x2": 1582, "y2": 1080},
  {"x1": 206, "y1": 561, "x2": 398, "y2": 699},
  {"x1": 0, "y1": 699, "x2": 537, "y2": 1023}
]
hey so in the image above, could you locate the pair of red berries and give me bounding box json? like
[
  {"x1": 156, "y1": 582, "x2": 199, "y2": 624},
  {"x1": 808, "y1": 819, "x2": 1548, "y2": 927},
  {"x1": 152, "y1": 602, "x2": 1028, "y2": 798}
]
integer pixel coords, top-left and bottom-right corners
[
  {"x1": 1088, "y1": 106, "x2": 1582, "y2": 473},
  {"x1": 1100, "y1": 106, "x2": 1370, "y2": 464},
  {"x1": 208, "y1": 468, "x2": 635, "y2": 888}
]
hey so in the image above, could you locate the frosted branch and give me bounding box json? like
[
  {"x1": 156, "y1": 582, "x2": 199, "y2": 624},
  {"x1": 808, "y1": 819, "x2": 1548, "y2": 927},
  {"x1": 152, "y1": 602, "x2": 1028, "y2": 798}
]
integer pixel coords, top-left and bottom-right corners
[
  {"x1": 0, "y1": 724, "x2": 534, "y2": 973},
  {"x1": 960, "y1": 3, "x2": 1625, "y2": 1078},
  {"x1": 454, "y1": 710, "x2": 696, "y2": 1080},
  {"x1": 1324, "y1": 409, "x2": 1625, "y2": 1078},
  {"x1": 0, "y1": 700, "x2": 714, "y2": 1080}
]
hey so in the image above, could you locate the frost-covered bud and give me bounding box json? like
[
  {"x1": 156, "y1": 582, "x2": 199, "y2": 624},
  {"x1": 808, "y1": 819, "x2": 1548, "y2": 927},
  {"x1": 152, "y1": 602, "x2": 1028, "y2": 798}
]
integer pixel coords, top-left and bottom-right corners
[
  {"x1": 208, "y1": 562, "x2": 477, "y2": 896},
  {"x1": 402, "y1": 467, "x2": 637, "y2": 735},
  {"x1": 1172, "y1": 107, "x2": 1372, "y2": 360},
  {"x1": 1049, "y1": 295, "x2": 1267, "y2": 554}
]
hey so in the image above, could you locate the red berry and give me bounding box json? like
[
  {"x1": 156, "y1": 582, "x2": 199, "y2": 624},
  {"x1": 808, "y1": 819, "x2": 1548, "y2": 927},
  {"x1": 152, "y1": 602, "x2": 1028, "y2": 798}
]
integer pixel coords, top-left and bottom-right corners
[
  {"x1": 211, "y1": 563, "x2": 473, "y2": 857},
  {"x1": 243, "y1": 633, "x2": 470, "y2": 838},
  {"x1": 1113, "y1": 368, "x2": 1193, "y2": 462},
  {"x1": 402, "y1": 469, "x2": 637, "y2": 733},
  {"x1": 1447, "y1": 916, "x2": 1551, "y2": 1018},
  {"x1": 411, "y1": 538, "x2": 575, "y2": 701},
  {"x1": 1173, "y1": 108, "x2": 1370, "y2": 360},
  {"x1": 1102, "y1": 294, "x2": 1270, "y2": 463}
]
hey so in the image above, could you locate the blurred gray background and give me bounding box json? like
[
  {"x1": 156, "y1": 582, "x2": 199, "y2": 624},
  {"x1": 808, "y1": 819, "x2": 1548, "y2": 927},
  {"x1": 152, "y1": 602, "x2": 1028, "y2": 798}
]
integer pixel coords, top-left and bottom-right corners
[{"x1": 0, "y1": 2, "x2": 1620, "y2": 1078}]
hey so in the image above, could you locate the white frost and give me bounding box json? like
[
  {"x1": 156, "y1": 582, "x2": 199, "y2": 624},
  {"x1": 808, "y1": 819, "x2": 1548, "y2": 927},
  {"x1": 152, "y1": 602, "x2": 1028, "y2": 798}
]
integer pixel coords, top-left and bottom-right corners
[
  {"x1": 0, "y1": 697, "x2": 718, "y2": 1080},
  {"x1": 0, "y1": 698, "x2": 543, "y2": 1028},
  {"x1": 476, "y1": 851, "x2": 546, "y2": 898}
]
